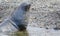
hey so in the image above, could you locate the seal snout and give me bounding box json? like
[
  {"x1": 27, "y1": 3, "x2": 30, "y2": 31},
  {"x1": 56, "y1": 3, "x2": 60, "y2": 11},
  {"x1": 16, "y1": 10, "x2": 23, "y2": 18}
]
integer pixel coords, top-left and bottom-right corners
[{"x1": 24, "y1": 3, "x2": 31, "y2": 11}]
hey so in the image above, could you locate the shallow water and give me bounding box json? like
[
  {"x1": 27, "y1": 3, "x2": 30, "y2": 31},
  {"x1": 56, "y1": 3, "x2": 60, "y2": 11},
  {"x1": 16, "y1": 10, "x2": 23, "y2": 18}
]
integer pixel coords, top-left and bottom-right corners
[{"x1": 27, "y1": 26, "x2": 60, "y2": 36}]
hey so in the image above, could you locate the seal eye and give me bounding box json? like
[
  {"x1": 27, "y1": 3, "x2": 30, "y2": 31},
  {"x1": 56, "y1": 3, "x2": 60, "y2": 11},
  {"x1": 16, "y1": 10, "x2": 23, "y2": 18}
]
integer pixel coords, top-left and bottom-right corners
[{"x1": 24, "y1": 4, "x2": 31, "y2": 11}]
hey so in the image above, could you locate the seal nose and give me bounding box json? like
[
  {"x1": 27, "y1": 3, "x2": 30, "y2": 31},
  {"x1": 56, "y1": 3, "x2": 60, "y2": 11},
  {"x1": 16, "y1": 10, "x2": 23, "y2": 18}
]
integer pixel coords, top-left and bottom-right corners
[
  {"x1": 24, "y1": 4, "x2": 31, "y2": 11},
  {"x1": 27, "y1": 4, "x2": 31, "y2": 9}
]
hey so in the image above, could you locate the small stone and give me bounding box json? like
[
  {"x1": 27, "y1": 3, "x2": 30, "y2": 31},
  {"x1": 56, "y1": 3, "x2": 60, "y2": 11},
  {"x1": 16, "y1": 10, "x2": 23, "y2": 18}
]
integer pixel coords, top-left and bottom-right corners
[
  {"x1": 46, "y1": 27, "x2": 48, "y2": 29},
  {"x1": 54, "y1": 27, "x2": 60, "y2": 30},
  {"x1": 0, "y1": 20, "x2": 2, "y2": 23}
]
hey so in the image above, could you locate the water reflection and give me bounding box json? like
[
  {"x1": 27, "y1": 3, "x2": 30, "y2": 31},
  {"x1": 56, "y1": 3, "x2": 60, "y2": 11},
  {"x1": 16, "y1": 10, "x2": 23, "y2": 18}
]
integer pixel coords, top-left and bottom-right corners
[{"x1": 11, "y1": 30, "x2": 28, "y2": 36}]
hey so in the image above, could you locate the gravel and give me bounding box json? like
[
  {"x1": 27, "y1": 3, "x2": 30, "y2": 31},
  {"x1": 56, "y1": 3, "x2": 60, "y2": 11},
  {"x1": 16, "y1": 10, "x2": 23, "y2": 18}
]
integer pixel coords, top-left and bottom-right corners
[{"x1": 0, "y1": 0, "x2": 60, "y2": 36}]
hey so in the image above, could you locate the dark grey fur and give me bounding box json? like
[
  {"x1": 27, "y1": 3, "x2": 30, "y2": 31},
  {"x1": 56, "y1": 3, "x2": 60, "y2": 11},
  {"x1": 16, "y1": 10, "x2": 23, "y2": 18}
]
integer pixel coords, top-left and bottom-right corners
[
  {"x1": 0, "y1": 2, "x2": 31, "y2": 31},
  {"x1": 11, "y1": 3, "x2": 31, "y2": 31}
]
